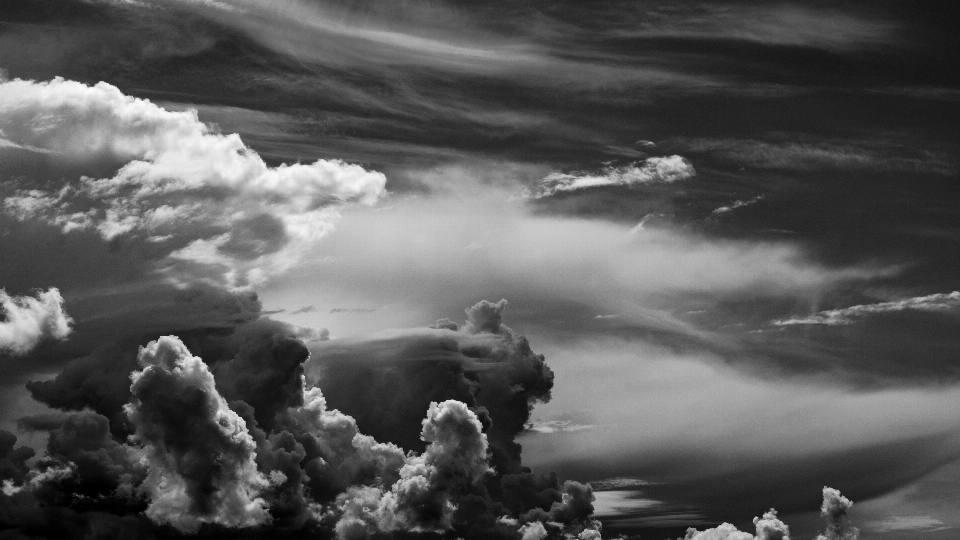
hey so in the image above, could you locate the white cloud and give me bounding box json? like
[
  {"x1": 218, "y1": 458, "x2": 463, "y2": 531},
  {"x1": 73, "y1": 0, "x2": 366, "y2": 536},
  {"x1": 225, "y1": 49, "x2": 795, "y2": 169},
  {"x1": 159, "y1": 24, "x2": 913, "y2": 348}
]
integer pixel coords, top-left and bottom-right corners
[
  {"x1": 682, "y1": 508, "x2": 790, "y2": 540},
  {"x1": 518, "y1": 337, "x2": 960, "y2": 493},
  {"x1": 712, "y1": 196, "x2": 764, "y2": 216},
  {"x1": 866, "y1": 515, "x2": 948, "y2": 533},
  {"x1": 0, "y1": 288, "x2": 73, "y2": 355},
  {"x1": 1, "y1": 461, "x2": 77, "y2": 496},
  {"x1": 0, "y1": 76, "x2": 386, "y2": 287},
  {"x1": 616, "y1": 5, "x2": 897, "y2": 52},
  {"x1": 262, "y1": 195, "x2": 887, "y2": 339},
  {"x1": 535, "y1": 156, "x2": 695, "y2": 197},
  {"x1": 773, "y1": 291, "x2": 960, "y2": 326},
  {"x1": 674, "y1": 137, "x2": 955, "y2": 175}
]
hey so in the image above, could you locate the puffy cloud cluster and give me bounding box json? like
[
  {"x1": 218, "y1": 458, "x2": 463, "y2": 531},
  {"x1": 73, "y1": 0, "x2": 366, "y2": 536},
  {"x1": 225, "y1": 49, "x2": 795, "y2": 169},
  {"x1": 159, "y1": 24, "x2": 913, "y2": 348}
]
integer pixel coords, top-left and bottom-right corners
[
  {"x1": 1, "y1": 295, "x2": 875, "y2": 540},
  {"x1": 1, "y1": 300, "x2": 597, "y2": 539},
  {"x1": 682, "y1": 509, "x2": 790, "y2": 540},
  {"x1": 682, "y1": 488, "x2": 862, "y2": 540},
  {"x1": 310, "y1": 299, "x2": 554, "y2": 475},
  {"x1": 0, "y1": 76, "x2": 386, "y2": 287},
  {"x1": 125, "y1": 336, "x2": 271, "y2": 532},
  {"x1": 815, "y1": 487, "x2": 859, "y2": 540},
  {"x1": 335, "y1": 400, "x2": 492, "y2": 536},
  {"x1": 0, "y1": 287, "x2": 72, "y2": 355},
  {"x1": 535, "y1": 156, "x2": 695, "y2": 196}
]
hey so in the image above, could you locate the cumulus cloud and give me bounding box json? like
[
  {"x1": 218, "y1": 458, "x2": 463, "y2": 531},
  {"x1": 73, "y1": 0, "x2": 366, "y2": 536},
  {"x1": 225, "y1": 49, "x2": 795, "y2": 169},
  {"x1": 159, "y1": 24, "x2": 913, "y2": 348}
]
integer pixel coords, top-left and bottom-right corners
[
  {"x1": 773, "y1": 291, "x2": 960, "y2": 326},
  {"x1": 309, "y1": 299, "x2": 554, "y2": 475},
  {"x1": 0, "y1": 288, "x2": 72, "y2": 355},
  {"x1": 682, "y1": 508, "x2": 790, "y2": 540},
  {"x1": 275, "y1": 383, "x2": 406, "y2": 508},
  {"x1": 0, "y1": 76, "x2": 386, "y2": 287},
  {"x1": 330, "y1": 400, "x2": 491, "y2": 536},
  {"x1": 0, "y1": 460, "x2": 77, "y2": 497},
  {"x1": 11, "y1": 410, "x2": 147, "y2": 513},
  {"x1": 534, "y1": 156, "x2": 695, "y2": 196},
  {"x1": 0, "y1": 430, "x2": 35, "y2": 492},
  {"x1": 815, "y1": 487, "x2": 859, "y2": 540},
  {"x1": 24, "y1": 313, "x2": 299, "y2": 438},
  {"x1": 213, "y1": 330, "x2": 311, "y2": 430},
  {"x1": 2, "y1": 299, "x2": 880, "y2": 540},
  {"x1": 125, "y1": 335, "x2": 270, "y2": 532},
  {"x1": 378, "y1": 400, "x2": 492, "y2": 533}
]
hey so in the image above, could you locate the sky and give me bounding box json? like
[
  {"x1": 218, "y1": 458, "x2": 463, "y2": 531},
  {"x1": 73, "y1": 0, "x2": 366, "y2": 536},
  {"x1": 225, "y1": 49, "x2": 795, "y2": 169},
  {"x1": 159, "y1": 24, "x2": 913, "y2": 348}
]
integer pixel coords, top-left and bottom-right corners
[{"x1": 0, "y1": 1, "x2": 959, "y2": 539}]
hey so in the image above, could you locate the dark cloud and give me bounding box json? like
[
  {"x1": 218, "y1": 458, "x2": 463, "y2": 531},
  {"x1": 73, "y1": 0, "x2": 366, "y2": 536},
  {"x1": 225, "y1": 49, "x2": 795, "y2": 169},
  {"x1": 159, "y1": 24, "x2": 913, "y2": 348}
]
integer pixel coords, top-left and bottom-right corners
[
  {"x1": 308, "y1": 299, "x2": 553, "y2": 475},
  {"x1": 212, "y1": 327, "x2": 310, "y2": 430},
  {"x1": 0, "y1": 323, "x2": 589, "y2": 539},
  {"x1": 126, "y1": 336, "x2": 271, "y2": 533},
  {"x1": 0, "y1": 430, "x2": 34, "y2": 488}
]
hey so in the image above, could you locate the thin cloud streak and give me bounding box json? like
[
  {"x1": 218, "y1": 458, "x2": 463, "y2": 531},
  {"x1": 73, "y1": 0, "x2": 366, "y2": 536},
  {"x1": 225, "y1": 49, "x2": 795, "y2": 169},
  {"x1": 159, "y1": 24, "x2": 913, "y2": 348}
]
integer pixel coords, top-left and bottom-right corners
[{"x1": 773, "y1": 291, "x2": 960, "y2": 326}]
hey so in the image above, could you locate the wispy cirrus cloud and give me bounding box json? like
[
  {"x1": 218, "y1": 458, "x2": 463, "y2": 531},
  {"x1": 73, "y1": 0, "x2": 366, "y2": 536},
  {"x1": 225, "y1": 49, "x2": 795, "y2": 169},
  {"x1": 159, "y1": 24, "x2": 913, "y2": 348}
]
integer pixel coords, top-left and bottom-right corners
[
  {"x1": 773, "y1": 291, "x2": 960, "y2": 327},
  {"x1": 669, "y1": 137, "x2": 956, "y2": 175},
  {"x1": 867, "y1": 514, "x2": 949, "y2": 533},
  {"x1": 608, "y1": 4, "x2": 899, "y2": 52}
]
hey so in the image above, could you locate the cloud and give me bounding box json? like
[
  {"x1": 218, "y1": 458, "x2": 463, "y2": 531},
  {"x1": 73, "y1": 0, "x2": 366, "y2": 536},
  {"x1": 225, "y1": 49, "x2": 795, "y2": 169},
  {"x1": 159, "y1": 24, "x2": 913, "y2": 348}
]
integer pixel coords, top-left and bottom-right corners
[
  {"x1": 518, "y1": 336, "x2": 960, "y2": 522},
  {"x1": 0, "y1": 301, "x2": 909, "y2": 540},
  {"x1": 13, "y1": 410, "x2": 146, "y2": 512},
  {"x1": 0, "y1": 430, "x2": 34, "y2": 488},
  {"x1": 308, "y1": 299, "x2": 554, "y2": 475},
  {"x1": 668, "y1": 137, "x2": 955, "y2": 175},
  {"x1": 683, "y1": 488, "x2": 857, "y2": 540},
  {"x1": 535, "y1": 156, "x2": 695, "y2": 197},
  {"x1": 0, "y1": 76, "x2": 386, "y2": 287},
  {"x1": 712, "y1": 196, "x2": 764, "y2": 217},
  {"x1": 125, "y1": 336, "x2": 270, "y2": 532},
  {"x1": 212, "y1": 329, "x2": 311, "y2": 430},
  {"x1": 329, "y1": 308, "x2": 376, "y2": 314},
  {"x1": 682, "y1": 508, "x2": 789, "y2": 540},
  {"x1": 815, "y1": 487, "x2": 859, "y2": 540},
  {"x1": 866, "y1": 515, "x2": 948, "y2": 533},
  {"x1": 375, "y1": 400, "x2": 492, "y2": 533},
  {"x1": 156, "y1": 0, "x2": 714, "y2": 93},
  {"x1": 269, "y1": 195, "x2": 881, "y2": 340},
  {"x1": 612, "y1": 5, "x2": 897, "y2": 52},
  {"x1": 1, "y1": 460, "x2": 77, "y2": 497},
  {"x1": 772, "y1": 291, "x2": 960, "y2": 326},
  {"x1": 0, "y1": 288, "x2": 72, "y2": 355}
]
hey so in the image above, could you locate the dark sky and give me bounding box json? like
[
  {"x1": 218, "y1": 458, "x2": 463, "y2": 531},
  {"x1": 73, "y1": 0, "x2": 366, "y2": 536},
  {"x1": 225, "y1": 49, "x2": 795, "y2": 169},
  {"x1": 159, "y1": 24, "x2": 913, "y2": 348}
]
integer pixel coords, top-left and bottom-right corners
[{"x1": 1, "y1": 1, "x2": 959, "y2": 539}]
